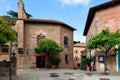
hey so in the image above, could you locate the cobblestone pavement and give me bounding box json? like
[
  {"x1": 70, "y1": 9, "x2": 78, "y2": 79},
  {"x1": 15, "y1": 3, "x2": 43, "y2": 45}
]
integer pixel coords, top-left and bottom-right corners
[{"x1": 1, "y1": 69, "x2": 120, "y2": 80}]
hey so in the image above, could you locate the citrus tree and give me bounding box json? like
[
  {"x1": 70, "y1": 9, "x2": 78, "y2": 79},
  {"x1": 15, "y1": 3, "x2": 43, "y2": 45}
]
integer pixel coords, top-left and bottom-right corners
[
  {"x1": 87, "y1": 28, "x2": 120, "y2": 74},
  {"x1": 0, "y1": 17, "x2": 16, "y2": 45},
  {"x1": 34, "y1": 39, "x2": 63, "y2": 62}
]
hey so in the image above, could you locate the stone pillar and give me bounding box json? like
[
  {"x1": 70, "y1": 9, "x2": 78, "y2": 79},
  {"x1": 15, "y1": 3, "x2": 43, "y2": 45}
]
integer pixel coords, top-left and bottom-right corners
[{"x1": 15, "y1": 20, "x2": 24, "y2": 51}]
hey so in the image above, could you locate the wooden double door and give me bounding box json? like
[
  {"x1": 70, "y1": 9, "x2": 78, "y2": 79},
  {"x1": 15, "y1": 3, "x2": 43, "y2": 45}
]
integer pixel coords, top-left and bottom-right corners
[{"x1": 36, "y1": 56, "x2": 46, "y2": 68}]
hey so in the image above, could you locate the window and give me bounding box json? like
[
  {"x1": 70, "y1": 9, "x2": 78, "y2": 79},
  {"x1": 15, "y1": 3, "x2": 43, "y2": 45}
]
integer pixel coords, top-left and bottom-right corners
[
  {"x1": 37, "y1": 33, "x2": 46, "y2": 46},
  {"x1": 64, "y1": 36, "x2": 69, "y2": 45},
  {"x1": 2, "y1": 45, "x2": 9, "y2": 52},
  {"x1": 18, "y1": 48, "x2": 24, "y2": 54},
  {"x1": 82, "y1": 56, "x2": 86, "y2": 59},
  {"x1": 65, "y1": 55, "x2": 69, "y2": 64},
  {"x1": 74, "y1": 50, "x2": 78, "y2": 54},
  {"x1": 37, "y1": 33, "x2": 46, "y2": 41}
]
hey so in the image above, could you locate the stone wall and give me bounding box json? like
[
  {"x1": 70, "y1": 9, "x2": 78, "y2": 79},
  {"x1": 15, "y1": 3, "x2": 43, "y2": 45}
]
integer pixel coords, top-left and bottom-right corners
[
  {"x1": 59, "y1": 25, "x2": 74, "y2": 69},
  {"x1": 0, "y1": 54, "x2": 17, "y2": 76}
]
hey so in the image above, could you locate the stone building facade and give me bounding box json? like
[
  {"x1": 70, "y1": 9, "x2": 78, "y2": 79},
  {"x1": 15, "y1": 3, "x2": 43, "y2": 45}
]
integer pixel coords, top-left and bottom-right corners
[
  {"x1": 0, "y1": 0, "x2": 76, "y2": 69},
  {"x1": 83, "y1": 0, "x2": 120, "y2": 72}
]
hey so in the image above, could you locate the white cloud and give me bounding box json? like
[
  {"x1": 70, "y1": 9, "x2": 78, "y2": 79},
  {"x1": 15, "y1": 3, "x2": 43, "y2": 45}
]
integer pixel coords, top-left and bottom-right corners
[{"x1": 57, "y1": 0, "x2": 91, "y2": 6}]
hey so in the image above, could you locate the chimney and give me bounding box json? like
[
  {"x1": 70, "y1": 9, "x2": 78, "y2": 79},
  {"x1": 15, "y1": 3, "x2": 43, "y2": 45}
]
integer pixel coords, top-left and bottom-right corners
[{"x1": 18, "y1": 0, "x2": 27, "y2": 18}]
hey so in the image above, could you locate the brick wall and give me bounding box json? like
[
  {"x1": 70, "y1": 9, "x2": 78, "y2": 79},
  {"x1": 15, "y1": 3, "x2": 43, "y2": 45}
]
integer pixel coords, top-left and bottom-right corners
[{"x1": 0, "y1": 57, "x2": 17, "y2": 76}]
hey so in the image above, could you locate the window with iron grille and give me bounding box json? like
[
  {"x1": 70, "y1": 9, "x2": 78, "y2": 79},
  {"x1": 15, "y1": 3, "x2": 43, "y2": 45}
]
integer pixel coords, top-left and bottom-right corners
[{"x1": 2, "y1": 45, "x2": 9, "y2": 52}]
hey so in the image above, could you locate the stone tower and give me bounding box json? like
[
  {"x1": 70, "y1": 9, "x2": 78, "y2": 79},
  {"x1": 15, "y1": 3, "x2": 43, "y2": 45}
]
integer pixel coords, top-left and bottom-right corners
[
  {"x1": 18, "y1": 0, "x2": 27, "y2": 18},
  {"x1": 15, "y1": 0, "x2": 26, "y2": 52}
]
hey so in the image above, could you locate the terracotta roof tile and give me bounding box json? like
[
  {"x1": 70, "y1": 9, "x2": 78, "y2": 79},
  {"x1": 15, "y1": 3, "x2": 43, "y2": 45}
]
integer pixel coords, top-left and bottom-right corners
[{"x1": 74, "y1": 43, "x2": 86, "y2": 47}]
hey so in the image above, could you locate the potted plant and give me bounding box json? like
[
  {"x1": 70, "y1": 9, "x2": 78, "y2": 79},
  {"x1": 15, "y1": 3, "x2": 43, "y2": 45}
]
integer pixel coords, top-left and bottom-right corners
[
  {"x1": 81, "y1": 56, "x2": 94, "y2": 71},
  {"x1": 50, "y1": 57, "x2": 61, "y2": 69},
  {"x1": 51, "y1": 58, "x2": 57, "y2": 69},
  {"x1": 55, "y1": 58, "x2": 61, "y2": 68}
]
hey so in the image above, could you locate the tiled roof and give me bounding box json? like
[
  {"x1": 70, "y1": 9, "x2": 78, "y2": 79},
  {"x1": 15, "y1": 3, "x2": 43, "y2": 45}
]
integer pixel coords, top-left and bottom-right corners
[
  {"x1": 74, "y1": 43, "x2": 85, "y2": 47},
  {"x1": 83, "y1": 0, "x2": 120, "y2": 36}
]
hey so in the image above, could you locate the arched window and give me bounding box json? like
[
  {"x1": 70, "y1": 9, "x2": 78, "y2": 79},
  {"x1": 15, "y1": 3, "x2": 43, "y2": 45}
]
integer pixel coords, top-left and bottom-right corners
[
  {"x1": 37, "y1": 33, "x2": 46, "y2": 41},
  {"x1": 37, "y1": 33, "x2": 46, "y2": 45},
  {"x1": 64, "y1": 36, "x2": 69, "y2": 45}
]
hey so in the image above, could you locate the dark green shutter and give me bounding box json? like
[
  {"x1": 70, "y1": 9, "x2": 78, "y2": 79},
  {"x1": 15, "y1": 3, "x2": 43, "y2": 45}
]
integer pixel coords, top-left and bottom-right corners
[{"x1": 118, "y1": 49, "x2": 120, "y2": 71}]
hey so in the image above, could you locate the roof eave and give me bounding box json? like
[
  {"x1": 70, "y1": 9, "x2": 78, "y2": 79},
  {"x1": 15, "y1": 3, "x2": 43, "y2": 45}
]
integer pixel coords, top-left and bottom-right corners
[{"x1": 24, "y1": 19, "x2": 76, "y2": 31}]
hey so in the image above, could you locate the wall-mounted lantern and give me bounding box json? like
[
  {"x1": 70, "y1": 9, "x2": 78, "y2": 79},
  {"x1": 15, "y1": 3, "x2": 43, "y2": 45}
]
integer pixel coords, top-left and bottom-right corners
[{"x1": 98, "y1": 56, "x2": 104, "y2": 62}]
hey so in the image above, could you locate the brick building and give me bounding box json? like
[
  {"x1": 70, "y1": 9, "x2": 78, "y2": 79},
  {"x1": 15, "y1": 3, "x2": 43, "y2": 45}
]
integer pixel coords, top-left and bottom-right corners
[
  {"x1": 0, "y1": 0, "x2": 76, "y2": 69},
  {"x1": 83, "y1": 0, "x2": 120, "y2": 72}
]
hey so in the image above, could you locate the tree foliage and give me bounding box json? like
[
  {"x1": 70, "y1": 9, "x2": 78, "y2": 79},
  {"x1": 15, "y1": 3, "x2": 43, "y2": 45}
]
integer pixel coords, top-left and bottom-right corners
[
  {"x1": 87, "y1": 28, "x2": 120, "y2": 51},
  {"x1": 73, "y1": 41, "x2": 81, "y2": 44},
  {"x1": 0, "y1": 17, "x2": 17, "y2": 45},
  {"x1": 81, "y1": 56, "x2": 96, "y2": 66},
  {"x1": 86, "y1": 28, "x2": 120, "y2": 74},
  {"x1": 4, "y1": 10, "x2": 32, "y2": 18},
  {"x1": 34, "y1": 39, "x2": 63, "y2": 58},
  {"x1": 7, "y1": 10, "x2": 18, "y2": 18}
]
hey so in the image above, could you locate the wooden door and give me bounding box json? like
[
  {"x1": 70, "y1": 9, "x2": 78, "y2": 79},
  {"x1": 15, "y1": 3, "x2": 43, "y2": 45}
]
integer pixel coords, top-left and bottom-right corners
[{"x1": 36, "y1": 56, "x2": 45, "y2": 68}]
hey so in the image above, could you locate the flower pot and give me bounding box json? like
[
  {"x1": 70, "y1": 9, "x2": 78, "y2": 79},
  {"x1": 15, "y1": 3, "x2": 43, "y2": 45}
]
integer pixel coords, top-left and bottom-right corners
[{"x1": 86, "y1": 66, "x2": 90, "y2": 71}]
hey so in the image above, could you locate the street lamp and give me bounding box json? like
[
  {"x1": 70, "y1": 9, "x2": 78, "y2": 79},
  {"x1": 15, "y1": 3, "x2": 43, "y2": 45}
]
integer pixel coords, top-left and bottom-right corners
[{"x1": 9, "y1": 41, "x2": 12, "y2": 80}]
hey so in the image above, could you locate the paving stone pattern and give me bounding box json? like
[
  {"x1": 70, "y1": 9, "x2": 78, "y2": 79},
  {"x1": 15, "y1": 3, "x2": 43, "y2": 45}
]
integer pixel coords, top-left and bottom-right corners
[{"x1": 1, "y1": 69, "x2": 120, "y2": 80}]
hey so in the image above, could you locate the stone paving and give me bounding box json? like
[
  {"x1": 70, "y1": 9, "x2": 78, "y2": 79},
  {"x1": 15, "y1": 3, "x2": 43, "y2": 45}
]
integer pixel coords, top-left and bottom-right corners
[{"x1": 0, "y1": 69, "x2": 120, "y2": 80}]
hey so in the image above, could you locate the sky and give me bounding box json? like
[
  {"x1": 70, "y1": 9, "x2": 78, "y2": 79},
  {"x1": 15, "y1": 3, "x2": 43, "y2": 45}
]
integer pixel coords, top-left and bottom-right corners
[{"x1": 0, "y1": 0, "x2": 110, "y2": 43}]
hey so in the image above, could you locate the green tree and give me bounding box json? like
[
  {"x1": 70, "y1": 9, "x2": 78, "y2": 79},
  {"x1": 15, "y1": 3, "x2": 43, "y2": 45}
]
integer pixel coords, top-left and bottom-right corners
[
  {"x1": 0, "y1": 17, "x2": 17, "y2": 45},
  {"x1": 34, "y1": 39, "x2": 63, "y2": 62},
  {"x1": 73, "y1": 41, "x2": 81, "y2": 44},
  {"x1": 3, "y1": 10, "x2": 32, "y2": 18},
  {"x1": 86, "y1": 28, "x2": 120, "y2": 74}
]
